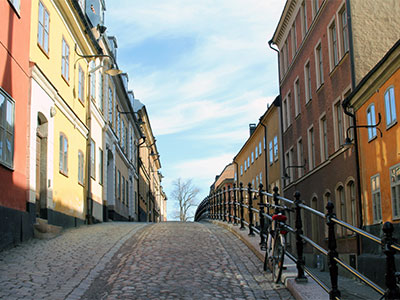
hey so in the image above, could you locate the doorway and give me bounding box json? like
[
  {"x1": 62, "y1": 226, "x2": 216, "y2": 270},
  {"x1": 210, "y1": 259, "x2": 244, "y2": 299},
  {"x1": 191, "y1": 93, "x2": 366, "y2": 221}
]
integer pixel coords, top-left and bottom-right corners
[{"x1": 35, "y1": 113, "x2": 48, "y2": 219}]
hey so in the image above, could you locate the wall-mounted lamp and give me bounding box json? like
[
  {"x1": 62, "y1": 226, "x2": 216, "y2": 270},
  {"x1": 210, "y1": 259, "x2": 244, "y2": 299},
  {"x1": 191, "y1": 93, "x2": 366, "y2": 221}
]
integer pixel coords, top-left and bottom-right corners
[
  {"x1": 343, "y1": 113, "x2": 382, "y2": 149},
  {"x1": 283, "y1": 160, "x2": 306, "y2": 180},
  {"x1": 74, "y1": 46, "x2": 122, "y2": 76}
]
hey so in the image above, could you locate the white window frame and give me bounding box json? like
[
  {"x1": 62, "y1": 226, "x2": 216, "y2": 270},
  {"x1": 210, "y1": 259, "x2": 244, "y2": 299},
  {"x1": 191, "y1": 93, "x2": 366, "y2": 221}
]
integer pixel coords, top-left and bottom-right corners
[
  {"x1": 366, "y1": 103, "x2": 377, "y2": 140},
  {"x1": 371, "y1": 174, "x2": 382, "y2": 224},
  {"x1": 307, "y1": 125, "x2": 315, "y2": 170},
  {"x1": 304, "y1": 60, "x2": 312, "y2": 103},
  {"x1": 251, "y1": 152, "x2": 254, "y2": 164},
  {"x1": 0, "y1": 89, "x2": 15, "y2": 169},
  {"x1": 259, "y1": 141, "x2": 262, "y2": 155},
  {"x1": 294, "y1": 77, "x2": 301, "y2": 117},
  {"x1": 273, "y1": 136, "x2": 278, "y2": 161},
  {"x1": 297, "y1": 137, "x2": 304, "y2": 177},
  {"x1": 291, "y1": 22, "x2": 297, "y2": 58},
  {"x1": 38, "y1": 1, "x2": 49, "y2": 54},
  {"x1": 333, "y1": 99, "x2": 344, "y2": 150},
  {"x1": 269, "y1": 141, "x2": 273, "y2": 165},
  {"x1": 78, "y1": 150, "x2": 84, "y2": 185},
  {"x1": 301, "y1": 1, "x2": 308, "y2": 38},
  {"x1": 338, "y1": 3, "x2": 349, "y2": 57},
  {"x1": 61, "y1": 38, "x2": 70, "y2": 82},
  {"x1": 319, "y1": 114, "x2": 328, "y2": 161},
  {"x1": 314, "y1": 41, "x2": 324, "y2": 88},
  {"x1": 384, "y1": 86, "x2": 397, "y2": 128},
  {"x1": 255, "y1": 146, "x2": 258, "y2": 159},
  {"x1": 390, "y1": 163, "x2": 400, "y2": 219},
  {"x1": 327, "y1": 17, "x2": 339, "y2": 71}
]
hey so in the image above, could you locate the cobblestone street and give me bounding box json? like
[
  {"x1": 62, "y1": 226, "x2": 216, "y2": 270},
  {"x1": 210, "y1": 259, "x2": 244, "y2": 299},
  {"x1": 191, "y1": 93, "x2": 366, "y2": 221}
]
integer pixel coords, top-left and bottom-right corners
[{"x1": 0, "y1": 222, "x2": 294, "y2": 300}]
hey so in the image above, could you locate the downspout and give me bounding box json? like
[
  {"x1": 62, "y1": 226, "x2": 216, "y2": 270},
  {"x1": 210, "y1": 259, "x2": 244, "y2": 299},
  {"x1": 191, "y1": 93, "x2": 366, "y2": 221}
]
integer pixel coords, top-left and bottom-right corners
[
  {"x1": 268, "y1": 40, "x2": 285, "y2": 194},
  {"x1": 259, "y1": 121, "x2": 269, "y2": 191},
  {"x1": 344, "y1": 0, "x2": 363, "y2": 257},
  {"x1": 137, "y1": 136, "x2": 146, "y2": 222}
]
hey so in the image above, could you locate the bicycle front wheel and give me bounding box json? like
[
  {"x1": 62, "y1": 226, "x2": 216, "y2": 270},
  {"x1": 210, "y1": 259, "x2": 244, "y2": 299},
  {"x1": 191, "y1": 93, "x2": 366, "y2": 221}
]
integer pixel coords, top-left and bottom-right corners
[{"x1": 272, "y1": 233, "x2": 285, "y2": 283}]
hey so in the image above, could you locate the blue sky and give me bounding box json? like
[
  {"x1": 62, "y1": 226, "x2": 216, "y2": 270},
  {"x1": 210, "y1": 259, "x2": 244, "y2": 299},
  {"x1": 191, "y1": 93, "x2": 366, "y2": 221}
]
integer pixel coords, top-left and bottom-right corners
[{"x1": 105, "y1": 0, "x2": 285, "y2": 220}]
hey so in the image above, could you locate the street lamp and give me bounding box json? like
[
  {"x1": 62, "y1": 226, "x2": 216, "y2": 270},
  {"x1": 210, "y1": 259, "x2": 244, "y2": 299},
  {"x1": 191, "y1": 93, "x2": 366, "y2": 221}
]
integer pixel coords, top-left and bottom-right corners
[
  {"x1": 283, "y1": 160, "x2": 306, "y2": 180},
  {"x1": 343, "y1": 113, "x2": 382, "y2": 149}
]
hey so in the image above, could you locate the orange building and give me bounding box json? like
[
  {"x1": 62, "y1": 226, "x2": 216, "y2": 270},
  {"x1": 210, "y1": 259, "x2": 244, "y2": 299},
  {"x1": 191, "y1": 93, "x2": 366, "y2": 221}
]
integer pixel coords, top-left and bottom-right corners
[
  {"x1": 343, "y1": 39, "x2": 400, "y2": 285},
  {"x1": 0, "y1": 0, "x2": 32, "y2": 249}
]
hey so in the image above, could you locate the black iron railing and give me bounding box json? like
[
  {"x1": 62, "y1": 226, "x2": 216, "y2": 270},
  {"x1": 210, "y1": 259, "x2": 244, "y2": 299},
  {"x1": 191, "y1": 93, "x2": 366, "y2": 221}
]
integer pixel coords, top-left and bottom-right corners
[{"x1": 194, "y1": 184, "x2": 400, "y2": 300}]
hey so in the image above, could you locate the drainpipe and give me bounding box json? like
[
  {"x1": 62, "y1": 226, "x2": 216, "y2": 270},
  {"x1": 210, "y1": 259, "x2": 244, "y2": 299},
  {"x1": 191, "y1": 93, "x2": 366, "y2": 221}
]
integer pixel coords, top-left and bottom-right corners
[
  {"x1": 345, "y1": 0, "x2": 363, "y2": 257},
  {"x1": 268, "y1": 40, "x2": 284, "y2": 194},
  {"x1": 259, "y1": 121, "x2": 269, "y2": 190},
  {"x1": 137, "y1": 136, "x2": 146, "y2": 222}
]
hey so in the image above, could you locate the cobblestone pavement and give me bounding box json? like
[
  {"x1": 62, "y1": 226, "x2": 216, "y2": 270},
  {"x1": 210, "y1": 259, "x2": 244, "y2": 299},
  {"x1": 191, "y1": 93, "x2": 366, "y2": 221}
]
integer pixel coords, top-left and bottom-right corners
[
  {"x1": 0, "y1": 222, "x2": 147, "y2": 300},
  {"x1": 82, "y1": 221, "x2": 294, "y2": 300}
]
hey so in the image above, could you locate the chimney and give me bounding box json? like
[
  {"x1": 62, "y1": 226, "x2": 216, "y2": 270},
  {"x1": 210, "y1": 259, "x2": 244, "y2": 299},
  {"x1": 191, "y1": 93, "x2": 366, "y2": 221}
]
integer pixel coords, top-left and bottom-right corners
[{"x1": 249, "y1": 123, "x2": 256, "y2": 136}]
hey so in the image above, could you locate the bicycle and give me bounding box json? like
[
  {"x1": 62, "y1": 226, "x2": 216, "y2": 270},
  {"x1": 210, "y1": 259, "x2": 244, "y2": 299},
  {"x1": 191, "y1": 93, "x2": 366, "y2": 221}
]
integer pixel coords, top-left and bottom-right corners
[{"x1": 263, "y1": 204, "x2": 291, "y2": 283}]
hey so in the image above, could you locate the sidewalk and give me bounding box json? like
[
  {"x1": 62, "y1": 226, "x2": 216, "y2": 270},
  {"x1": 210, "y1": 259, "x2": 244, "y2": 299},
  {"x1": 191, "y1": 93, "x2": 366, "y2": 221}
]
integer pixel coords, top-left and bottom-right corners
[{"x1": 212, "y1": 220, "x2": 382, "y2": 300}]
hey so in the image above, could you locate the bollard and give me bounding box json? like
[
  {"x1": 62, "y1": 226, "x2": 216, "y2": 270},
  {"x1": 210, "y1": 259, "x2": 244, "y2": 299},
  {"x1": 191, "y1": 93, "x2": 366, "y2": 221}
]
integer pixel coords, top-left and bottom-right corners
[
  {"x1": 326, "y1": 201, "x2": 341, "y2": 300},
  {"x1": 248, "y1": 183, "x2": 255, "y2": 236},
  {"x1": 258, "y1": 184, "x2": 267, "y2": 250},
  {"x1": 294, "y1": 191, "x2": 307, "y2": 282},
  {"x1": 239, "y1": 183, "x2": 245, "y2": 230},
  {"x1": 233, "y1": 183, "x2": 238, "y2": 225},
  {"x1": 382, "y1": 221, "x2": 400, "y2": 300},
  {"x1": 228, "y1": 185, "x2": 232, "y2": 223}
]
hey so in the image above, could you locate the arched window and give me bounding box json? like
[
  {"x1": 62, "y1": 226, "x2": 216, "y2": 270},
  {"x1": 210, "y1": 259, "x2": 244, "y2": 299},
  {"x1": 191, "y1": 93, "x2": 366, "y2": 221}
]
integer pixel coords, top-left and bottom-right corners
[
  {"x1": 385, "y1": 86, "x2": 397, "y2": 127},
  {"x1": 366, "y1": 104, "x2": 377, "y2": 140},
  {"x1": 59, "y1": 133, "x2": 68, "y2": 175}
]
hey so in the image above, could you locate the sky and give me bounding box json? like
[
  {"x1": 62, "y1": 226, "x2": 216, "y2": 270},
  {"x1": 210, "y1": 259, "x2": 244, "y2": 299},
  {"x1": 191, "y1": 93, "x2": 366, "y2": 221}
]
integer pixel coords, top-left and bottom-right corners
[{"x1": 105, "y1": 0, "x2": 286, "y2": 220}]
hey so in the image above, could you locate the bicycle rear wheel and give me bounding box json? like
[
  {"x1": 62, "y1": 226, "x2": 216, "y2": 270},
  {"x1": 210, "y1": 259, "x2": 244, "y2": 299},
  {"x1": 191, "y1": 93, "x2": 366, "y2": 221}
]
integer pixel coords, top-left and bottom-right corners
[{"x1": 272, "y1": 233, "x2": 285, "y2": 283}]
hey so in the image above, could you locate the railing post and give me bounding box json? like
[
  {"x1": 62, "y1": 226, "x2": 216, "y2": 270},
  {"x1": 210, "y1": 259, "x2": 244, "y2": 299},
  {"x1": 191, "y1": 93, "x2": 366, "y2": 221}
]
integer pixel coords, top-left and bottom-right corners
[
  {"x1": 258, "y1": 184, "x2": 266, "y2": 250},
  {"x1": 294, "y1": 191, "x2": 307, "y2": 282},
  {"x1": 248, "y1": 183, "x2": 255, "y2": 236},
  {"x1": 382, "y1": 221, "x2": 400, "y2": 300},
  {"x1": 326, "y1": 201, "x2": 341, "y2": 300},
  {"x1": 239, "y1": 183, "x2": 245, "y2": 230},
  {"x1": 228, "y1": 185, "x2": 232, "y2": 223},
  {"x1": 233, "y1": 183, "x2": 237, "y2": 225},
  {"x1": 223, "y1": 187, "x2": 227, "y2": 222},
  {"x1": 273, "y1": 186, "x2": 279, "y2": 209}
]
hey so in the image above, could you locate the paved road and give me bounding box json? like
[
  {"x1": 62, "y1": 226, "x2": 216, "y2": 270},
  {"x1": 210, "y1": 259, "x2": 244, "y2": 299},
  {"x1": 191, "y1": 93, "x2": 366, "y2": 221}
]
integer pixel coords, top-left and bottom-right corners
[{"x1": 0, "y1": 221, "x2": 294, "y2": 299}]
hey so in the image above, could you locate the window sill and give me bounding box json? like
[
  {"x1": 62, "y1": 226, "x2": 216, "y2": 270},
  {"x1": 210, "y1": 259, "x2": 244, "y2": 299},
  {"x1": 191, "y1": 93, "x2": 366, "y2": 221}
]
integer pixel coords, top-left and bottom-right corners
[
  {"x1": 305, "y1": 99, "x2": 312, "y2": 108},
  {"x1": 37, "y1": 43, "x2": 50, "y2": 59},
  {"x1": 386, "y1": 120, "x2": 397, "y2": 131},
  {"x1": 61, "y1": 75, "x2": 70, "y2": 86},
  {"x1": 368, "y1": 135, "x2": 378, "y2": 143},
  {"x1": 0, "y1": 161, "x2": 14, "y2": 171},
  {"x1": 8, "y1": 1, "x2": 21, "y2": 18},
  {"x1": 59, "y1": 170, "x2": 69, "y2": 177},
  {"x1": 316, "y1": 83, "x2": 324, "y2": 94}
]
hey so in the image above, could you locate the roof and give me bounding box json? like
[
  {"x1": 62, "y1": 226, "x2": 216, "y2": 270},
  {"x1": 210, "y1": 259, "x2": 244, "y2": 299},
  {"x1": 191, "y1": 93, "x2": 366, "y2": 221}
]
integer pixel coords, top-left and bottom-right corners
[{"x1": 214, "y1": 163, "x2": 235, "y2": 189}]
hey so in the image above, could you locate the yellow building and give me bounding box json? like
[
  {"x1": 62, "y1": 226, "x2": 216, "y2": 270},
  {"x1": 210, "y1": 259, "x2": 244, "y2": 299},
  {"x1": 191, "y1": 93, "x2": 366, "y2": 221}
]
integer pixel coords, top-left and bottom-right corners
[{"x1": 28, "y1": 0, "x2": 106, "y2": 226}]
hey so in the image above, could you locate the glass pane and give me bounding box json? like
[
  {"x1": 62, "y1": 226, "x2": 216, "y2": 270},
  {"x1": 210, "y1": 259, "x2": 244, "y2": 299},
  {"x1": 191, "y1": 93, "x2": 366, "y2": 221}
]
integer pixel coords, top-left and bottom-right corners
[
  {"x1": 39, "y1": 3, "x2": 44, "y2": 25},
  {"x1": 385, "y1": 92, "x2": 391, "y2": 124},
  {"x1": 5, "y1": 132, "x2": 13, "y2": 164},
  {"x1": 390, "y1": 88, "x2": 396, "y2": 121},
  {"x1": 0, "y1": 129, "x2": 3, "y2": 161},
  {"x1": 6, "y1": 100, "x2": 13, "y2": 130}
]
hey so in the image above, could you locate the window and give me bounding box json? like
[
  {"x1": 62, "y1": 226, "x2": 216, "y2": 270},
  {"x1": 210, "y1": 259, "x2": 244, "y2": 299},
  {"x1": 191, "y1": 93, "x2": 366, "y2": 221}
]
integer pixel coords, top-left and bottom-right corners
[
  {"x1": 294, "y1": 79, "x2": 301, "y2": 116},
  {"x1": 283, "y1": 93, "x2": 291, "y2": 130},
  {"x1": 297, "y1": 138, "x2": 304, "y2": 177},
  {"x1": 255, "y1": 146, "x2": 258, "y2": 159},
  {"x1": 305, "y1": 62, "x2": 312, "y2": 103},
  {"x1": 313, "y1": 0, "x2": 319, "y2": 17},
  {"x1": 301, "y1": 1, "x2": 308, "y2": 38},
  {"x1": 256, "y1": 176, "x2": 259, "y2": 189},
  {"x1": 251, "y1": 152, "x2": 254, "y2": 163},
  {"x1": 337, "y1": 185, "x2": 346, "y2": 236},
  {"x1": 9, "y1": 0, "x2": 21, "y2": 14},
  {"x1": 315, "y1": 43, "x2": 324, "y2": 87},
  {"x1": 320, "y1": 116, "x2": 328, "y2": 161},
  {"x1": 117, "y1": 170, "x2": 121, "y2": 200},
  {"x1": 90, "y1": 61, "x2": 96, "y2": 101},
  {"x1": 269, "y1": 141, "x2": 273, "y2": 164},
  {"x1": 240, "y1": 165, "x2": 243, "y2": 176},
  {"x1": 244, "y1": 160, "x2": 247, "y2": 171},
  {"x1": 391, "y1": 164, "x2": 400, "y2": 218},
  {"x1": 334, "y1": 101, "x2": 344, "y2": 148},
  {"x1": 339, "y1": 6, "x2": 349, "y2": 55},
  {"x1": 385, "y1": 87, "x2": 397, "y2": 127},
  {"x1": 348, "y1": 181, "x2": 357, "y2": 228},
  {"x1": 286, "y1": 148, "x2": 294, "y2": 183},
  {"x1": 366, "y1": 104, "x2": 377, "y2": 140},
  {"x1": 78, "y1": 0, "x2": 84, "y2": 10},
  {"x1": 0, "y1": 90, "x2": 15, "y2": 168},
  {"x1": 61, "y1": 38, "x2": 70, "y2": 81},
  {"x1": 108, "y1": 87, "x2": 114, "y2": 124},
  {"x1": 259, "y1": 141, "x2": 262, "y2": 155},
  {"x1": 308, "y1": 126, "x2": 315, "y2": 169},
  {"x1": 117, "y1": 113, "x2": 121, "y2": 139},
  {"x1": 371, "y1": 175, "x2": 382, "y2": 223},
  {"x1": 78, "y1": 150, "x2": 84, "y2": 185},
  {"x1": 121, "y1": 120, "x2": 125, "y2": 149},
  {"x1": 59, "y1": 133, "x2": 68, "y2": 175},
  {"x1": 98, "y1": 73, "x2": 104, "y2": 112},
  {"x1": 273, "y1": 136, "x2": 278, "y2": 160},
  {"x1": 38, "y1": 1, "x2": 49, "y2": 54},
  {"x1": 329, "y1": 21, "x2": 339, "y2": 67},
  {"x1": 90, "y1": 139, "x2": 95, "y2": 179},
  {"x1": 260, "y1": 172, "x2": 262, "y2": 184},
  {"x1": 78, "y1": 66, "x2": 84, "y2": 103},
  {"x1": 99, "y1": 148, "x2": 103, "y2": 185},
  {"x1": 291, "y1": 23, "x2": 297, "y2": 57},
  {"x1": 122, "y1": 177, "x2": 125, "y2": 204},
  {"x1": 247, "y1": 157, "x2": 250, "y2": 168},
  {"x1": 283, "y1": 39, "x2": 289, "y2": 72},
  {"x1": 263, "y1": 136, "x2": 266, "y2": 149},
  {"x1": 125, "y1": 126, "x2": 128, "y2": 152}
]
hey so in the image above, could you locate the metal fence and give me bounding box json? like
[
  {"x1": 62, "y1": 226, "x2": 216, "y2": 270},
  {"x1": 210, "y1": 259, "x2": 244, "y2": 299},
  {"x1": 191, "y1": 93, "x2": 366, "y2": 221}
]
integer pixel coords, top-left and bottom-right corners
[{"x1": 194, "y1": 183, "x2": 400, "y2": 300}]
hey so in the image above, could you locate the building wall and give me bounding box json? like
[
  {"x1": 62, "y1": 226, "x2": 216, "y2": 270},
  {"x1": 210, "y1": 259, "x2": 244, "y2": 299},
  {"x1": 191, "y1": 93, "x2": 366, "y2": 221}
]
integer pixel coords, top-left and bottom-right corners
[{"x1": 351, "y1": 0, "x2": 400, "y2": 85}]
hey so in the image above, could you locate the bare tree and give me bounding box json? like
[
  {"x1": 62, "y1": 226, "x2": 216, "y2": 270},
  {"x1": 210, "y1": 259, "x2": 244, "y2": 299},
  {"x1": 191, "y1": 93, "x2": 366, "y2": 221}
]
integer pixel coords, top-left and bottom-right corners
[{"x1": 171, "y1": 178, "x2": 200, "y2": 222}]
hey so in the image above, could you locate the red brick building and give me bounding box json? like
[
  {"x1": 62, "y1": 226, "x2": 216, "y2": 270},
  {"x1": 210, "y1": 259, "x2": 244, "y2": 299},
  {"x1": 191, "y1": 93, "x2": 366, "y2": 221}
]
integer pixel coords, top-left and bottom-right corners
[
  {"x1": 271, "y1": 0, "x2": 400, "y2": 270},
  {"x1": 0, "y1": 0, "x2": 32, "y2": 249}
]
